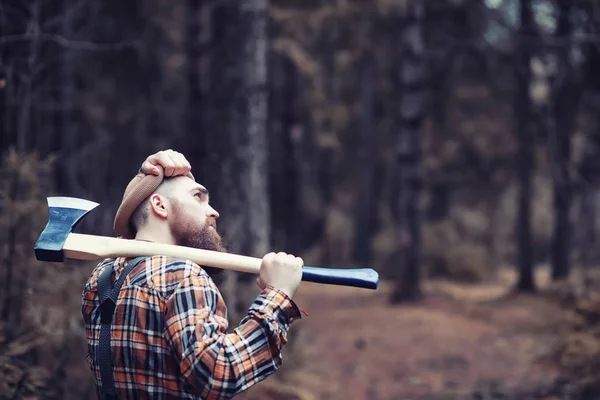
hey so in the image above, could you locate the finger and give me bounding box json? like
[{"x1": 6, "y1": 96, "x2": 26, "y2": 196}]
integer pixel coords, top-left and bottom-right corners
[
  {"x1": 151, "y1": 150, "x2": 172, "y2": 166},
  {"x1": 158, "y1": 151, "x2": 179, "y2": 176},
  {"x1": 296, "y1": 256, "x2": 304, "y2": 267},
  {"x1": 145, "y1": 151, "x2": 174, "y2": 174},
  {"x1": 164, "y1": 154, "x2": 177, "y2": 176},
  {"x1": 262, "y1": 252, "x2": 276, "y2": 263},
  {"x1": 174, "y1": 156, "x2": 188, "y2": 176},
  {"x1": 286, "y1": 254, "x2": 296, "y2": 263},
  {"x1": 256, "y1": 277, "x2": 266, "y2": 289},
  {"x1": 166, "y1": 151, "x2": 191, "y2": 177},
  {"x1": 171, "y1": 152, "x2": 191, "y2": 175},
  {"x1": 181, "y1": 154, "x2": 192, "y2": 171},
  {"x1": 140, "y1": 160, "x2": 161, "y2": 175},
  {"x1": 165, "y1": 149, "x2": 180, "y2": 176}
]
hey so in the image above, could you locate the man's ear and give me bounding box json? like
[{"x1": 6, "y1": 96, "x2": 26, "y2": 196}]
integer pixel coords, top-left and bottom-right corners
[{"x1": 148, "y1": 193, "x2": 169, "y2": 220}]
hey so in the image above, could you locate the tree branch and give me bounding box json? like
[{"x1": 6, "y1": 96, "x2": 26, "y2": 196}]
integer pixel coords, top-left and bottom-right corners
[
  {"x1": 43, "y1": 0, "x2": 91, "y2": 29},
  {"x1": 0, "y1": 32, "x2": 138, "y2": 51}
]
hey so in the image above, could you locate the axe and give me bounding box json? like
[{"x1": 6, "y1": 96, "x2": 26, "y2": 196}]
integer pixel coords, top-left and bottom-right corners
[{"x1": 34, "y1": 197, "x2": 379, "y2": 290}]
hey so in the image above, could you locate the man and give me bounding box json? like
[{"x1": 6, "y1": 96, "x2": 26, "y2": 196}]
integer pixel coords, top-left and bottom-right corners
[{"x1": 82, "y1": 150, "x2": 304, "y2": 399}]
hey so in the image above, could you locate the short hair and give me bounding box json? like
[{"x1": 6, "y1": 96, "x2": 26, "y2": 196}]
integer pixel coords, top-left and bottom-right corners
[
  {"x1": 128, "y1": 201, "x2": 149, "y2": 236},
  {"x1": 128, "y1": 177, "x2": 179, "y2": 235}
]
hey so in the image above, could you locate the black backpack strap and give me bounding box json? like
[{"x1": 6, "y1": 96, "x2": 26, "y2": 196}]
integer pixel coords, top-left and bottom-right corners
[{"x1": 97, "y1": 257, "x2": 146, "y2": 400}]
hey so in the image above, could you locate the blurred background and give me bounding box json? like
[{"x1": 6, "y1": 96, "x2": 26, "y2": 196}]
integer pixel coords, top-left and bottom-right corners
[{"x1": 2, "y1": 0, "x2": 600, "y2": 398}]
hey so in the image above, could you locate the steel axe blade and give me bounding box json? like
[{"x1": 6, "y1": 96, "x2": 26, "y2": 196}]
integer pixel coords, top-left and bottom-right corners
[{"x1": 34, "y1": 197, "x2": 99, "y2": 262}]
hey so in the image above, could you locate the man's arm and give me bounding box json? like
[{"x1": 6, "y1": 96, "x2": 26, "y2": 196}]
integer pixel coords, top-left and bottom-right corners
[{"x1": 164, "y1": 271, "x2": 301, "y2": 399}]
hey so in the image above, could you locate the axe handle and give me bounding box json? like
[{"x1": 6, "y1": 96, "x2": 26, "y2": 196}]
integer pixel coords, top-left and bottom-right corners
[
  {"x1": 65, "y1": 233, "x2": 262, "y2": 272},
  {"x1": 63, "y1": 233, "x2": 378, "y2": 289}
]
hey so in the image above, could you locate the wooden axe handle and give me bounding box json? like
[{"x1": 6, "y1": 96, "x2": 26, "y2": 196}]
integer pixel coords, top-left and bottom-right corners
[
  {"x1": 65, "y1": 233, "x2": 261, "y2": 273},
  {"x1": 64, "y1": 233, "x2": 379, "y2": 289}
]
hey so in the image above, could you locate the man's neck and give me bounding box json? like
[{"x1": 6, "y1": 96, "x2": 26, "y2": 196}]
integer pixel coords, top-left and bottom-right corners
[{"x1": 135, "y1": 227, "x2": 175, "y2": 245}]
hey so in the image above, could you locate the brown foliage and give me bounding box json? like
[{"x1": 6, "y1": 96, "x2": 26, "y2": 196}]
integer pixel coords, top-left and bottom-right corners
[
  {"x1": 0, "y1": 149, "x2": 94, "y2": 399},
  {"x1": 0, "y1": 149, "x2": 55, "y2": 337},
  {"x1": 422, "y1": 221, "x2": 490, "y2": 283},
  {"x1": 547, "y1": 275, "x2": 600, "y2": 398}
]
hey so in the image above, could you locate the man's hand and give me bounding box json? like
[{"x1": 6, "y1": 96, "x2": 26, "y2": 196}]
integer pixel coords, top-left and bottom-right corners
[
  {"x1": 140, "y1": 149, "x2": 192, "y2": 177},
  {"x1": 256, "y1": 252, "x2": 303, "y2": 299}
]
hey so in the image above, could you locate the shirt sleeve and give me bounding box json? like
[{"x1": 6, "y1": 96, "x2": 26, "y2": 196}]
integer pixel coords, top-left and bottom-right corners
[{"x1": 164, "y1": 273, "x2": 302, "y2": 399}]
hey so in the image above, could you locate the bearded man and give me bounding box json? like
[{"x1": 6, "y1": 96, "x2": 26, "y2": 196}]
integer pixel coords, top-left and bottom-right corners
[{"x1": 82, "y1": 150, "x2": 304, "y2": 399}]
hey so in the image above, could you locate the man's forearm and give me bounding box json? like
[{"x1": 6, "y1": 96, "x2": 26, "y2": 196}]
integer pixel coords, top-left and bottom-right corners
[{"x1": 166, "y1": 281, "x2": 301, "y2": 399}]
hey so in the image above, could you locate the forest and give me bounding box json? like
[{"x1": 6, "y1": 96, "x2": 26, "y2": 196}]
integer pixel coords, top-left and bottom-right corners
[{"x1": 2, "y1": 0, "x2": 600, "y2": 398}]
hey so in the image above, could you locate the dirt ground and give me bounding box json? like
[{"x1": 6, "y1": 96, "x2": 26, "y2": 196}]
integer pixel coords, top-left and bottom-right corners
[{"x1": 239, "y1": 269, "x2": 576, "y2": 400}]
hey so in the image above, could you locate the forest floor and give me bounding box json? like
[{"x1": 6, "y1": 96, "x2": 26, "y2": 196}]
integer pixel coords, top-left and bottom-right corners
[{"x1": 239, "y1": 268, "x2": 578, "y2": 400}]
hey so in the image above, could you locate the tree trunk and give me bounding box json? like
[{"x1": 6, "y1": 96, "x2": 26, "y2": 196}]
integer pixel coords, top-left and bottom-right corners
[
  {"x1": 57, "y1": 0, "x2": 79, "y2": 195},
  {"x1": 185, "y1": 0, "x2": 206, "y2": 165},
  {"x1": 15, "y1": 1, "x2": 41, "y2": 153},
  {"x1": 514, "y1": 0, "x2": 535, "y2": 292},
  {"x1": 578, "y1": 99, "x2": 600, "y2": 281},
  {"x1": 236, "y1": 0, "x2": 269, "y2": 259},
  {"x1": 268, "y1": 53, "x2": 301, "y2": 254},
  {"x1": 208, "y1": 1, "x2": 270, "y2": 324},
  {"x1": 353, "y1": 51, "x2": 376, "y2": 267},
  {"x1": 578, "y1": 181, "x2": 597, "y2": 270},
  {"x1": 485, "y1": 180, "x2": 502, "y2": 277},
  {"x1": 550, "y1": 2, "x2": 579, "y2": 281},
  {"x1": 390, "y1": 0, "x2": 425, "y2": 303},
  {"x1": 0, "y1": 45, "x2": 6, "y2": 153}
]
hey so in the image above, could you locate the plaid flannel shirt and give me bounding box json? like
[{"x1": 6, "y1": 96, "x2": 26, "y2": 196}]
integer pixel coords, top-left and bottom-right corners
[{"x1": 81, "y1": 255, "x2": 302, "y2": 399}]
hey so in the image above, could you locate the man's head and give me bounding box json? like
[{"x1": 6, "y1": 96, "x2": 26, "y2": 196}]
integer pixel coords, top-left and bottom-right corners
[{"x1": 129, "y1": 176, "x2": 225, "y2": 253}]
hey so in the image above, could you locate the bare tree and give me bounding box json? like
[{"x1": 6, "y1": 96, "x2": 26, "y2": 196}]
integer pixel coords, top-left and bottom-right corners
[
  {"x1": 514, "y1": 0, "x2": 535, "y2": 292},
  {"x1": 207, "y1": 0, "x2": 270, "y2": 324},
  {"x1": 577, "y1": 35, "x2": 600, "y2": 283},
  {"x1": 185, "y1": 0, "x2": 208, "y2": 165},
  {"x1": 390, "y1": 0, "x2": 426, "y2": 303},
  {"x1": 550, "y1": 2, "x2": 581, "y2": 281},
  {"x1": 578, "y1": 103, "x2": 600, "y2": 280},
  {"x1": 268, "y1": 51, "x2": 301, "y2": 253},
  {"x1": 57, "y1": 0, "x2": 79, "y2": 195},
  {"x1": 353, "y1": 48, "x2": 376, "y2": 268}
]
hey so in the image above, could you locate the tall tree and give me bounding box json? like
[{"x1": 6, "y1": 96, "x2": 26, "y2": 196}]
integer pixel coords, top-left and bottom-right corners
[
  {"x1": 578, "y1": 107, "x2": 600, "y2": 273},
  {"x1": 15, "y1": 1, "x2": 40, "y2": 153},
  {"x1": 268, "y1": 52, "x2": 301, "y2": 253},
  {"x1": 577, "y1": 32, "x2": 600, "y2": 276},
  {"x1": 514, "y1": 0, "x2": 535, "y2": 292},
  {"x1": 390, "y1": 0, "x2": 426, "y2": 303},
  {"x1": 550, "y1": 2, "x2": 580, "y2": 280},
  {"x1": 207, "y1": 0, "x2": 270, "y2": 324},
  {"x1": 353, "y1": 48, "x2": 376, "y2": 268},
  {"x1": 185, "y1": 0, "x2": 206, "y2": 165},
  {"x1": 57, "y1": 0, "x2": 79, "y2": 195}
]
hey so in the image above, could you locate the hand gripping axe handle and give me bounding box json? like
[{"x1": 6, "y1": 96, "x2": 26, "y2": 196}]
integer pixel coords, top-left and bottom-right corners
[{"x1": 34, "y1": 197, "x2": 379, "y2": 290}]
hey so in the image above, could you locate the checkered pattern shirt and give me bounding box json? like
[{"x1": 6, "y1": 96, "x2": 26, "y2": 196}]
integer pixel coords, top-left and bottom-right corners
[{"x1": 81, "y1": 256, "x2": 302, "y2": 399}]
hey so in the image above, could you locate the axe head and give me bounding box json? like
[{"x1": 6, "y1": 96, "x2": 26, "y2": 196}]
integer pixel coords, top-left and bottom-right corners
[{"x1": 34, "y1": 197, "x2": 99, "y2": 262}]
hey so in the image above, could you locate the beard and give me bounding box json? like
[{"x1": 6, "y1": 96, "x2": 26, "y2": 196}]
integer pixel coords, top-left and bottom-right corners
[{"x1": 170, "y1": 202, "x2": 227, "y2": 281}]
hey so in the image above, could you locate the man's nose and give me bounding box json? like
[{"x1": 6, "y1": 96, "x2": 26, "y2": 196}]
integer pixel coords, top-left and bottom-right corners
[{"x1": 208, "y1": 205, "x2": 219, "y2": 219}]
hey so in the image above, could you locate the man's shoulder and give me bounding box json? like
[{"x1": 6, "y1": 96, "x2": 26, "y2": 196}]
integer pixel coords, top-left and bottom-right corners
[
  {"x1": 140, "y1": 256, "x2": 213, "y2": 295},
  {"x1": 83, "y1": 257, "x2": 116, "y2": 293},
  {"x1": 83, "y1": 256, "x2": 213, "y2": 295}
]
